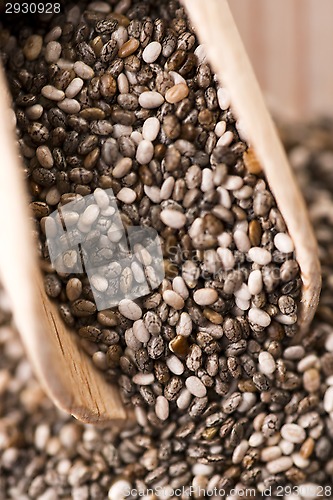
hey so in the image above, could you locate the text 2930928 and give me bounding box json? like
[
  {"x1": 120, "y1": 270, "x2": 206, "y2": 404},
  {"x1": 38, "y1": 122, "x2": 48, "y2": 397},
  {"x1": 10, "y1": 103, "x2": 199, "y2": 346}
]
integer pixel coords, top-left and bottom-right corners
[{"x1": 5, "y1": 3, "x2": 61, "y2": 14}]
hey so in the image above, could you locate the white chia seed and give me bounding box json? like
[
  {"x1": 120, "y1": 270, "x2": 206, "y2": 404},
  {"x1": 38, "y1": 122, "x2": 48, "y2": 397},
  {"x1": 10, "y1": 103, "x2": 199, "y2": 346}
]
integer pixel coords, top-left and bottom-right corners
[
  {"x1": 80, "y1": 204, "x2": 100, "y2": 226},
  {"x1": 112, "y1": 157, "x2": 133, "y2": 178},
  {"x1": 258, "y1": 351, "x2": 276, "y2": 375},
  {"x1": 73, "y1": 61, "x2": 94, "y2": 79},
  {"x1": 58, "y1": 98, "x2": 81, "y2": 114},
  {"x1": 185, "y1": 376, "x2": 207, "y2": 398},
  {"x1": 172, "y1": 277, "x2": 189, "y2": 300},
  {"x1": 193, "y1": 288, "x2": 218, "y2": 306},
  {"x1": 248, "y1": 432, "x2": 264, "y2": 447},
  {"x1": 166, "y1": 355, "x2": 185, "y2": 375},
  {"x1": 118, "y1": 299, "x2": 142, "y2": 321},
  {"x1": 214, "y1": 120, "x2": 227, "y2": 137},
  {"x1": 176, "y1": 312, "x2": 192, "y2": 337},
  {"x1": 65, "y1": 77, "x2": 84, "y2": 98},
  {"x1": 234, "y1": 283, "x2": 251, "y2": 301},
  {"x1": 280, "y1": 423, "x2": 306, "y2": 444},
  {"x1": 233, "y1": 229, "x2": 251, "y2": 252},
  {"x1": 275, "y1": 313, "x2": 297, "y2": 325},
  {"x1": 142, "y1": 41, "x2": 162, "y2": 63},
  {"x1": 297, "y1": 354, "x2": 318, "y2": 373},
  {"x1": 108, "y1": 479, "x2": 132, "y2": 500},
  {"x1": 160, "y1": 177, "x2": 175, "y2": 200},
  {"x1": 117, "y1": 73, "x2": 129, "y2": 94},
  {"x1": 162, "y1": 290, "x2": 184, "y2": 310},
  {"x1": 90, "y1": 275, "x2": 108, "y2": 293},
  {"x1": 44, "y1": 41, "x2": 62, "y2": 63},
  {"x1": 132, "y1": 373, "x2": 155, "y2": 385},
  {"x1": 292, "y1": 452, "x2": 310, "y2": 469},
  {"x1": 176, "y1": 388, "x2": 192, "y2": 410},
  {"x1": 169, "y1": 70, "x2": 186, "y2": 85},
  {"x1": 324, "y1": 386, "x2": 333, "y2": 413},
  {"x1": 116, "y1": 187, "x2": 137, "y2": 204},
  {"x1": 217, "y1": 87, "x2": 230, "y2": 110},
  {"x1": 142, "y1": 117, "x2": 160, "y2": 142},
  {"x1": 217, "y1": 247, "x2": 235, "y2": 270},
  {"x1": 248, "y1": 247, "x2": 272, "y2": 265},
  {"x1": 266, "y1": 456, "x2": 294, "y2": 474},
  {"x1": 237, "y1": 392, "x2": 257, "y2": 413},
  {"x1": 201, "y1": 168, "x2": 214, "y2": 192},
  {"x1": 221, "y1": 175, "x2": 243, "y2": 191},
  {"x1": 216, "y1": 130, "x2": 234, "y2": 147},
  {"x1": 160, "y1": 209, "x2": 186, "y2": 229},
  {"x1": 274, "y1": 232, "x2": 295, "y2": 253},
  {"x1": 232, "y1": 440, "x2": 249, "y2": 464},
  {"x1": 155, "y1": 395, "x2": 169, "y2": 421},
  {"x1": 144, "y1": 185, "x2": 161, "y2": 204},
  {"x1": 283, "y1": 345, "x2": 305, "y2": 360},
  {"x1": 138, "y1": 91, "x2": 164, "y2": 109},
  {"x1": 248, "y1": 307, "x2": 271, "y2": 327},
  {"x1": 93, "y1": 188, "x2": 110, "y2": 211},
  {"x1": 41, "y1": 85, "x2": 64, "y2": 101},
  {"x1": 261, "y1": 446, "x2": 282, "y2": 462},
  {"x1": 136, "y1": 140, "x2": 154, "y2": 165},
  {"x1": 279, "y1": 439, "x2": 294, "y2": 456}
]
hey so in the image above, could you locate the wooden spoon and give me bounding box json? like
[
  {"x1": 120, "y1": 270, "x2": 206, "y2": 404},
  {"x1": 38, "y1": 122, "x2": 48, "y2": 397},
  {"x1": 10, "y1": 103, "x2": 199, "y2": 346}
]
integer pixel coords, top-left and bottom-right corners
[
  {"x1": 0, "y1": 66, "x2": 133, "y2": 425},
  {"x1": 0, "y1": 0, "x2": 320, "y2": 424},
  {"x1": 181, "y1": 0, "x2": 321, "y2": 336}
]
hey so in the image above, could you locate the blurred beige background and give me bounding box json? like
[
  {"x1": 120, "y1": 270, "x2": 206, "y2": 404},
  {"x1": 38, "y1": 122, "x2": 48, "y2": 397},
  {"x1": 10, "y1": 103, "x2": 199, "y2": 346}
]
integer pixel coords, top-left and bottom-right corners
[{"x1": 229, "y1": 0, "x2": 333, "y2": 120}]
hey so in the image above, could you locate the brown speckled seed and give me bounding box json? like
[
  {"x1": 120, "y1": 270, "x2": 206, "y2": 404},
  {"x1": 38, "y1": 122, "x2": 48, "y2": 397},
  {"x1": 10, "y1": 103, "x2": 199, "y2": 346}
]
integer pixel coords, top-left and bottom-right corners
[
  {"x1": 249, "y1": 220, "x2": 262, "y2": 247},
  {"x1": 169, "y1": 335, "x2": 190, "y2": 358},
  {"x1": 243, "y1": 148, "x2": 262, "y2": 175},
  {"x1": 300, "y1": 437, "x2": 315, "y2": 459},
  {"x1": 165, "y1": 83, "x2": 189, "y2": 104},
  {"x1": 23, "y1": 35, "x2": 43, "y2": 61},
  {"x1": 66, "y1": 278, "x2": 82, "y2": 301},
  {"x1": 118, "y1": 38, "x2": 140, "y2": 58}
]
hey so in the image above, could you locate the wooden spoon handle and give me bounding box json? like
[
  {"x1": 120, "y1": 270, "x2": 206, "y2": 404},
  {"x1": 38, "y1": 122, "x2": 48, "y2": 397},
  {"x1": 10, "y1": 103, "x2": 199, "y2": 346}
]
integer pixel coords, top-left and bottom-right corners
[
  {"x1": 0, "y1": 65, "x2": 131, "y2": 424},
  {"x1": 182, "y1": 0, "x2": 321, "y2": 333}
]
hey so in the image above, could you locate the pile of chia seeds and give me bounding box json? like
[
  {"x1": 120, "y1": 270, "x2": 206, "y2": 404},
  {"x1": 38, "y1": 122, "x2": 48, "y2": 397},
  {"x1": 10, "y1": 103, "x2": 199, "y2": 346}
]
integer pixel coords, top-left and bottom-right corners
[{"x1": 2, "y1": 1, "x2": 331, "y2": 497}]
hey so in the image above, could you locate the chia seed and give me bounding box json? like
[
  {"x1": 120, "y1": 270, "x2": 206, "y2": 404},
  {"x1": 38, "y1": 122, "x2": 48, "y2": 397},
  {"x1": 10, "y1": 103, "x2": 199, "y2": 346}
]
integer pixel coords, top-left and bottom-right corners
[{"x1": 5, "y1": 1, "x2": 330, "y2": 496}]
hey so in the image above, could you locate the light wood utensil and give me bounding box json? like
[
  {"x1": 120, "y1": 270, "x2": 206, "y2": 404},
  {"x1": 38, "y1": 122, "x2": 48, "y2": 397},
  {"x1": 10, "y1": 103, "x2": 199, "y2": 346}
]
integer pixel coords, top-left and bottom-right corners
[
  {"x1": 0, "y1": 67, "x2": 133, "y2": 425},
  {"x1": 0, "y1": 0, "x2": 321, "y2": 424},
  {"x1": 181, "y1": 0, "x2": 321, "y2": 336}
]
